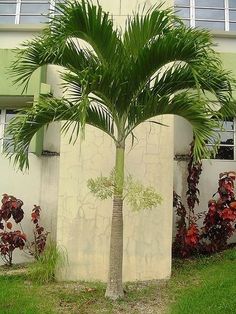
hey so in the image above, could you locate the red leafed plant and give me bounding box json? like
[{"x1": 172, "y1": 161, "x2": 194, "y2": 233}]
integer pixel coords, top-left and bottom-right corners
[
  {"x1": 173, "y1": 144, "x2": 202, "y2": 257},
  {"x1": 185, "y1": 223, "x2": 199, "y2": 247},
  {"x1": 173, "y1": 192, "x2": 202, "y2": 257},
  {"x1": 28, "y1": 205, "x2": 49, "y2": 260},
  {"x1": 174, "y1": 171, "x2": 236, "y2": 258},
  {"x1": 201, "y1": 172, "x2": 236, "y2": 252},
  {"x1": 0, "y1": 194, "x2": 26, "y2": 266}
]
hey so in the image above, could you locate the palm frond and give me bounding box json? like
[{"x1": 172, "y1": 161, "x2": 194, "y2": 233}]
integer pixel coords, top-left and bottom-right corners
[
  {"x1": 52, "y1": 0, "x2": 123, "y2": 65},
  {"x1": 126, "y1": 91, "x2": 222, "y2": 161},
  {"x1": 123, "y1": 6, "x2": 180, "y2": 57},
  {"x1": 7, "y1": 3, "x2": 235, "y2": 167},
  {"x1": 123, "y1": 26, "x2": 223, "y2": 106},
  {"x1": 12, "y1": 34, "x2": 99, "y2": 90},
  {"x1": 5, "y1": 96, "x2": 115, "y2": 170}
]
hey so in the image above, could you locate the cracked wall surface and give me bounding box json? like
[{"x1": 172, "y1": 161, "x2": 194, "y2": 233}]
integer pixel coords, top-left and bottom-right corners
[
  {"x1": 57, "y1": 115, "x2": 174, "y2": 281},
  {"x1": 56, "y1": 0, "x2": 174, "y2": 283}
]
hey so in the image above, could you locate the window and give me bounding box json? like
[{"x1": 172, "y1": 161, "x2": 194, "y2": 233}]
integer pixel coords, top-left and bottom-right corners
[
  {"x1": 0, "y1": 0, "x2": 64, "y2": 24},
  {"x1": 0, "y1": 109, "x2": 16, "y2": 152},
  {"x1": 206, "y1": 118, "x2": 236, "y2": 160},
  {"x1": 175, "y1": 0, "x2": 236, "y2": 31}
]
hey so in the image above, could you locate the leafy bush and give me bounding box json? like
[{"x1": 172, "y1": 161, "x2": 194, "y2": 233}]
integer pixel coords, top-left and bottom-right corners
[
  {"x1": 0, "y1": 194, "x2": 26, "y2": 266},
  {"x1": 173, "y1": 172, "x2": 236, "y2": 257},
  {"x1": 88, "y1": 171, "x2": 162, "y2": 211},
  {"x1": 27, "y1": 205, "x2": 49, "y2": 260},
  {"x1": 173, "y1": 146, "x2": 203, "y2": 258},
  {"x1": 0, "y1": 194, "x2": 49, "y2": 266},
  {"x1": 201, "y1": 172, "x2": 236, "y2": 252}
]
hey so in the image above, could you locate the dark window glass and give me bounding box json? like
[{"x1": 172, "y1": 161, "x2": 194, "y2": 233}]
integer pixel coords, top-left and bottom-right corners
[
  {"x1": 206, "y1": 119, "x2": 235, "y2": 160},
  {"x1": 219, "y1": 132, "x2": 234, "y2": 145},
  {"x1": 175, "y1": 7, "x2": 190, "y2": 18},
  {"x1": 229, "y1": 0, "x2": 236, "y2": 8},
  {"x1": 0, "y1": 3, "x2": 16, "y2": 14},
  {"x1": 214, "y1": 146, "x2": 234, "y2": 160},
  {"x1": 229, "y1": 22, "x2": 236, "y2": 30},
  {"x1": 229, "y1": 10, "x2": 236, "y2": 21},
  {"x1": 222, "y1": 120, "x2": 234, "y2": 131},
  {"x1": 3, "y1": 110, "x2": 16, "y2": 153},
  {"x1": 175, "y1": 0, "x2": 190, "y2": 5},
  {"x1": 195, "y1": 20, "x2": 225, "y2": 30},
  {"x1": 21, "y1": 0, "x2": 48, "y2": 2},
  {"x1": 20, "y1": 3, "x2": 50, "y2": 14},
  {"x1": 0, "y1": 15, "x2": 15, "y2": 23},
  {"x1": 182, "y1": 19, "x2": 190, "y2": 26},
  {"x1": 195, "y1": 9, "x2": 225, "y2": 20},
  {"x1": 5, "y1": 110, "x2": 16, "y2": 124},
  {"x1": 195, "y1": 0, "x2": 224, "y2": 7},
  {"x1": 20, "y1": 14, "x2": 48, "y2": 23}
]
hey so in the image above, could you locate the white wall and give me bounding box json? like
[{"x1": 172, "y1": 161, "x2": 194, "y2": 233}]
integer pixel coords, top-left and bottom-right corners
[
  {"x1": 57, "y1": 117, "x2": 174, "y2": 282},
  {"x1": 0, "y1": 27, "x2": 60, "y2": 265},
  {"x1": 0, "y1": 0, "x2": 175, "y2": 276},
  {"x1": 173, "y1": 32, "x2": 236, "y2": 242},
  {"x1": 56, "y1": 0, "x2": 174, "y2": 282}
]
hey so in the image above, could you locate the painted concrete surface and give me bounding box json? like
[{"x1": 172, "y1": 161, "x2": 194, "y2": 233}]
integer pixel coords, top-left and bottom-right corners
[
  {"x1": 0, "y1": 0, "x2": 175, "y2": 278},
  {"x1": 0, "y1": 32, "x2": 60, "y2": 265},
  {"x1": 57, "y1": 116, "x2": 174, "y2": 282},
  {"x1": 55, "y1": 0, "x2": 174, "y2": 282}
]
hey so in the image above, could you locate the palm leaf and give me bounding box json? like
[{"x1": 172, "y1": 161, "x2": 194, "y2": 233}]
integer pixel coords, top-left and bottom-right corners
[
  {"x1": 12, "y1": 34, "x2": 99, "y2": 90},
  {"x1": 122, "y1": 26, "x2": 227, "y2": 107},
  {"x1": 5, "y1": 96, "x2": 115, "y2": 170},
  {"x1": 126, "y1": 91, "x2": 222, "y2": 161},
  {"x1": 123, "y1": 5, "x2": 180, "y2": 57},
  {"x1": 7, "y1": 2, "x2": 235, "y2": 167},
  {"x1": 52, "y1": 0, "x2": 123, "y2": 65}
]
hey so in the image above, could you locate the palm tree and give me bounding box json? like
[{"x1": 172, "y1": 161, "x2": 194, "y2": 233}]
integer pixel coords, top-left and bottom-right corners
[{"x1": 6, "y1": 0, "x2": 235, "y2": 300}]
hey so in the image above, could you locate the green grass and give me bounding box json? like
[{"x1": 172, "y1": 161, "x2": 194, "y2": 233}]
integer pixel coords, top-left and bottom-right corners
[
  {"x1": 0, "y1": 274, "x2": 57, "y2": 314},
  {"x1": 168, "y1": 249, "x2": 236, "y2": 314},
  {"x1": 29, "y1": 242, "x2": 67, "y2": 284},
  {"x1": 1, "y1": 248, "x2": 236, "y2": 313},
  {"x1": 0, "y1": 271, "x2": 166, "y2": 314}
]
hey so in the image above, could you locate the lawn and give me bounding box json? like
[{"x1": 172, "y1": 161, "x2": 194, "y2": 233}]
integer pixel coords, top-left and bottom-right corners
[
  {"x1": 0, "y1": 248, "x2": 236, "y2": 313},
  {"x1": 168, "y1": 248, "x2": 236, "y2": 314}
]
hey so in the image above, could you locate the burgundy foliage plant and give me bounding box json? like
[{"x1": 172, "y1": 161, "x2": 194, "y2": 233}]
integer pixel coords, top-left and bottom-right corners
[
  {"x1": 28, "y1": 205, "x2": 49, "y2": 260},
  {"x1": 173, "y1": 171, "x2": 236, "y2": 258},
  {"x1": 0, "y1": 194, "x2": 26, "y2": 266},
  {"x1": 173, "y1": 146, "x2": 202, "y2": 257},
  {"x1": 201, "y1": 171, "x2": 236, "y2": 252}
]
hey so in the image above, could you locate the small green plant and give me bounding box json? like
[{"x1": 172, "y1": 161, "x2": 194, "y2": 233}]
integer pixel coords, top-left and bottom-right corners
[
  {"x1": 125, "y1": 175, "x2": 162, "y2": 211},
  {"x1": 88, "y1": 172, "x2": 162, "y2": 211},
  {"x1": 87, "y1": 171, "x2": 115, "y2": 200},
  {"x1": 29, "y1": 242, "x2": 67, "y2": 284}
]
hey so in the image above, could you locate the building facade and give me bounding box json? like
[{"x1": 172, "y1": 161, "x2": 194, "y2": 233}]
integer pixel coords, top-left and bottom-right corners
[
  {"x1": 173, "y1": 0, "x2": 236, "y2": 238},
  {"x1": 0, "y1": 0, "x2": 235, "y2": 280},
  {"x1": 0, "y1": 0, "x2": 173, "y2": 281}
]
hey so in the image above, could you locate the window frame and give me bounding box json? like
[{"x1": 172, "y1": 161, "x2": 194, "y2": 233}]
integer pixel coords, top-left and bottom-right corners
[
  {"x1": 0, "y1": 109, "x2": 17, "y2": 153},
  {"x1": 0, "y1": 0, "x2": 61, "y2": 25},
  {"x1": 175, "y1": 0, "x2": 236, "y2": 31},
  {"x1": 206, "y1": 117, "x2": 236, "y2": 161}
]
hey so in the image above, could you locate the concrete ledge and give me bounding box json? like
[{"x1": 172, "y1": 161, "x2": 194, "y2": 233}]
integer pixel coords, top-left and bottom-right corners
[
  {"x1": 211, "y1": 30, "x2": 236, "y2": 38},
  {"x1": 0, "y1": 24, "x2": 47, "y2": 32}
]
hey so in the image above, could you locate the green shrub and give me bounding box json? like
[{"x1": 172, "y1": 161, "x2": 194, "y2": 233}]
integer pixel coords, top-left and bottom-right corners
[{"x1": 29, "y1": 242, "x2": 67, "y2": 284}]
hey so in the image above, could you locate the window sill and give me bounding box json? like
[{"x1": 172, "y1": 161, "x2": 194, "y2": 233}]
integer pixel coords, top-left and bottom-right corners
[
  {"x1": 0, "y1": 24, "x2": 47, "y2": 32},
  {"x1": 211, "y1": 30, "x2": 236, "y2": 38},
  {"x1": 202, "y1": 159, "x2": 236, "y2": 162}
]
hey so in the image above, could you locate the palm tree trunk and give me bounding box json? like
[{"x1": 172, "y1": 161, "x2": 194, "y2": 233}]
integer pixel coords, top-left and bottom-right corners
[{"x1": 105, "y1": 143, "x2": 125, "y2": 300}]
